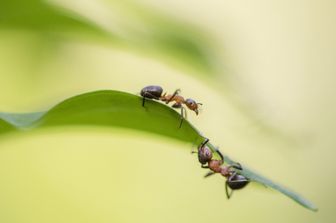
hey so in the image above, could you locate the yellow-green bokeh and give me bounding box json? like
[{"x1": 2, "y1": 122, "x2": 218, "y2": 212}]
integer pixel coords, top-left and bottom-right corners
[{"x1": 0, "y1": 0, "x2": 335, "y2": 222}]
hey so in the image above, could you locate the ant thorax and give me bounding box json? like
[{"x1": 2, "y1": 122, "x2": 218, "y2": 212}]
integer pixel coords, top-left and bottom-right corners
[
  {"x1": 219, "y1": 166, "x2": 232, "y2": 177},
  {"x1": 208, "y1": 160, "x2": 223, "y2": 173},
  {"x1": 161, "y1": 94, "x2": 184, "y2": 104}
]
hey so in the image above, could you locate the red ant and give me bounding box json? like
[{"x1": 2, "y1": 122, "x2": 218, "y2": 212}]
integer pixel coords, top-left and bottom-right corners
[
  {"x1": 193, "y1": 138, "x2": 250, "y2": 199},
  {"x1": 140, "y1": 85, "x2": 202, "y2": 128}
]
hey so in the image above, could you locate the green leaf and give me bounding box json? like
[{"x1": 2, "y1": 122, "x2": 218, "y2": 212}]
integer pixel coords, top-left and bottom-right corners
[
  {"x1": 216, "y1": 149, "x2": 318, "y2": 212},
  {"x1": 0, "y1": 90, "x2": 317, "y2": 211},
  {"x1": 0, "y1": 0, "x2": 103, "y2": 32},
  {"x1": 0, "y1": 0, "x2": 216, "y2": 74}
]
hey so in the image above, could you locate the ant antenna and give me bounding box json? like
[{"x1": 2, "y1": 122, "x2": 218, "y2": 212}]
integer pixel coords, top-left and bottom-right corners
[
  {"x1": 200, "y1": 138, "x2": 209, "y2": 148},
  {"x1": 214, "y1": 147, "x2": 224, "y2": 161}
]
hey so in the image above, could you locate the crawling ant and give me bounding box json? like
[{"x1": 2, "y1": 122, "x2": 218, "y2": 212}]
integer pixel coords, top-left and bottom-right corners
[
  {"x1": 193, "y1": 138, "x2": 250, "y2": 199},
  {"x1": 140, "y1": 85, "x2": 202, "y2": 128}
]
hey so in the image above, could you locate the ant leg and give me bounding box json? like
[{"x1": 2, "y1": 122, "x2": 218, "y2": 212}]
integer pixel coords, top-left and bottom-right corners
[
  {"x1": 184, "y1": 106, "x2": 188, "y2": 120},
  {"x1": 228, "y1": 171, "x2": 237, "y2": 181},
  {"x1": 204, "y1": 171, "x2": 215, "y2": 178},
  {"x1": 214, "y1": 147, "x2": 224, "y2": 161},
  {"x1": 231, "y1": 163, "x2": 242, "y2": 170},
  {"x1": 142, "y1": 92, "x2": 160, "y2": 107},
  {"x1": 225, "y1": 172, "x2": 238, "y2": 199},
  {"x1": 201, "y1": 165, "x2": 209, "y2": 169},
  {"x1": 166, "y1": 89, "x2": 180, "y2": 104},
  {"x1": 142, "y1": 96, "x2": 146, "y2": 107},
  {"x1": 178, "y1": 106, "x2": 186, "y2": 128},
  {"x1": 225, "y1": 181, "x2": 233, "y2": 199}
]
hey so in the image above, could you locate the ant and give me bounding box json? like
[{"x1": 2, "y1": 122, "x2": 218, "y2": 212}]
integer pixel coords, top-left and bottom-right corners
[
  {"x1": 193, "y1": 138, "x2": 250, "y2": 199},
  {"x1": 140, "y1": 85, "x2": 202, "y2": 128}
]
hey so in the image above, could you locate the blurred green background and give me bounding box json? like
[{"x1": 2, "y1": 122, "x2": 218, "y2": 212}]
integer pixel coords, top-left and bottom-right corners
[{"x1": 0, "y1": 0, "x2": 335, "y2": 222}]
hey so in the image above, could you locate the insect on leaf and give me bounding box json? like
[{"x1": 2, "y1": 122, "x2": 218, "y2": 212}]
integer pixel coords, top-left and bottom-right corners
[{"x1": 0, "y1": 90, "x2": 318, "y2": 212}]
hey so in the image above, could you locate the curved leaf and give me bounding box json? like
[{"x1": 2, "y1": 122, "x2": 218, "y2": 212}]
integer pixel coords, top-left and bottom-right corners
[
  {"x1": 0, "y1": 90, "x2": 317, "y2": 211},
  {"x1": 0, "y1": 0, "x2": 104, "y2": 32},
  {"x1": 218, "y1": 151, "x2": 318, "y2": 211}
]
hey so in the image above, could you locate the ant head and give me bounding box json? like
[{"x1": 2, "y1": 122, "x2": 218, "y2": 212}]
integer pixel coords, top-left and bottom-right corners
[
  {"x1": 227, "y1": 174, "x2": 249, "y2": 190},
  {"x1": 198, "y1": 145, "x2": 213, "y2": 165},
  {"x1": 185, "y1": 98, "x2": 199, "y2": 114}
]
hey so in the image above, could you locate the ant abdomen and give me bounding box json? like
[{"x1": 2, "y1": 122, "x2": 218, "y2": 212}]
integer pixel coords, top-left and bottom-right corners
[
  {"x1": 227, "y1": 174, "x2": 250, "y2": 190},
  {"x1": 140, "y1": 85, "x2": 163, "y2": 99}
]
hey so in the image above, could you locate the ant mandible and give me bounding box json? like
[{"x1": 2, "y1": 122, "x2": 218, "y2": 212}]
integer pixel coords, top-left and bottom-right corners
[
  {"x1": 140, "y1": 85, "x2": 202, "y2": 128},
  {"x1": 193, "y1": 138, "x2": 250, "y2": 199}
]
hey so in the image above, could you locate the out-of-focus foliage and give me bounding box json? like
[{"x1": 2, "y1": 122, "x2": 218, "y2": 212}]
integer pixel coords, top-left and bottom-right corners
[
  {"x1": 0, "y1": 0, "x2": 97, "y2": 30},
  {"x1": 0, "y1": 0, "x2": 217, "y2": 75},
  {"x1": 0, "y1": 0, "x2": 335, "y2": 222}
]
